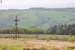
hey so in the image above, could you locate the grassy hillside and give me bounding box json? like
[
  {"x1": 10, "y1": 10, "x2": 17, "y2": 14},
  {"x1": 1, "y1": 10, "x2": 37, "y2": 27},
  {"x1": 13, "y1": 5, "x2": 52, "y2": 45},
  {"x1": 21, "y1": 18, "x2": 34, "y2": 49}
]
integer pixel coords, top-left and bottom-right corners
[{"x1": 0, "y1": 8, "x2": 75, "y2": 30}]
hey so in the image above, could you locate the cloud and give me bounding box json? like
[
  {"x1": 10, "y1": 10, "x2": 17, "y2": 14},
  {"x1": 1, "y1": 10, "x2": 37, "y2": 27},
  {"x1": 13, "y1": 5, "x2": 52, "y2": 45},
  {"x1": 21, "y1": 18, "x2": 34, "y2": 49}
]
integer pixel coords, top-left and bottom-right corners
[{"x1": 0, "y1": 0, "x2": 75, "y2": 9}]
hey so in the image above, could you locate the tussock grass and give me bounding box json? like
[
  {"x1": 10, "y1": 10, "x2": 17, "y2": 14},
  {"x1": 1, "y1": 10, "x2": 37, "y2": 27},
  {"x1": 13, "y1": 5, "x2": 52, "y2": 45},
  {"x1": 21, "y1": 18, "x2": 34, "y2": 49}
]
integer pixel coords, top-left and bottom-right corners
[{"x1": 0, "y1": 34, "x2": 75, "y2": 41}]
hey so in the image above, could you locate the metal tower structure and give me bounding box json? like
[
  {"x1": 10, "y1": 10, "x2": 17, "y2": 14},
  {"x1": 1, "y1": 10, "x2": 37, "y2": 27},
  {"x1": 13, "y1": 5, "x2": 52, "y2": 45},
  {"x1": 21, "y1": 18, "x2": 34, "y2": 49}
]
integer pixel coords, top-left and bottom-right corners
[{"x1": 14, "y1": 16, "x2": 19, "y2": 38}]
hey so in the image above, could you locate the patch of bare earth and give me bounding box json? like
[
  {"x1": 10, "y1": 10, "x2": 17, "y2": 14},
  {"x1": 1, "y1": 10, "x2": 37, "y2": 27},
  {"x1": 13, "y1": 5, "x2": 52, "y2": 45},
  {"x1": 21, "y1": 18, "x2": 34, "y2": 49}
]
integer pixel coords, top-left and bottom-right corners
[{"x1": 0, "y1": 38, "x2": 75, "y2": 49}]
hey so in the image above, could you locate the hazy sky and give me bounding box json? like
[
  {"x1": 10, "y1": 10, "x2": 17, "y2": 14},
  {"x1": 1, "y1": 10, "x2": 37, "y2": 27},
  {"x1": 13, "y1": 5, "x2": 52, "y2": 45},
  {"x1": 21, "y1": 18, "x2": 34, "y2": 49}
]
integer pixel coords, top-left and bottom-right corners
[{"x1": 0, "y1": 0, "x2": 75, "y2": 9}]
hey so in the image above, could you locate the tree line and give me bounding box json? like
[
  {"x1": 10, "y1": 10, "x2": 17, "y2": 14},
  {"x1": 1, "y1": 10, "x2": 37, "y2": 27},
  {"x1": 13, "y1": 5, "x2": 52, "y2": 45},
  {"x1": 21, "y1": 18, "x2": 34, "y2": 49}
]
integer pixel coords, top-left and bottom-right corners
[
  {"x1": 48, "y1": 24, "x2": 75, "y2": 35},
  {"x1": 0, "y1": 24, "x2": 75, "y2": 35}
]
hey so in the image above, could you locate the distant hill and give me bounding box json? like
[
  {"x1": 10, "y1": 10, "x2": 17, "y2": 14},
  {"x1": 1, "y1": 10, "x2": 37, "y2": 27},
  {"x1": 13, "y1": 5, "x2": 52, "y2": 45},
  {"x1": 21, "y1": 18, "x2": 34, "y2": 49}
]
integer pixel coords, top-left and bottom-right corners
[{"x1": 0, "y1": 8, "x2": 75, "y2": 30}]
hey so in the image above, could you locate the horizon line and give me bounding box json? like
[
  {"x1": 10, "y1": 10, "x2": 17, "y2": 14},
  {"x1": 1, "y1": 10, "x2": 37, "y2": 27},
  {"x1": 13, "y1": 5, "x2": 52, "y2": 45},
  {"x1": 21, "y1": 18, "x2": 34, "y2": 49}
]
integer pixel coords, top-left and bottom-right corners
[{"x1": 0, "y1": 7, "x2": 75, "y2": 10}]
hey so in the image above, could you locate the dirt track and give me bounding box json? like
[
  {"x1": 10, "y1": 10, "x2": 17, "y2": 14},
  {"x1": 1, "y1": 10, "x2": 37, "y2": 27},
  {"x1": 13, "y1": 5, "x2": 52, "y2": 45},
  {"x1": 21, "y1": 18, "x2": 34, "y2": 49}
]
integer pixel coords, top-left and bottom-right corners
[{"x1": 0, "y1": 38, "x2": 75, "y2": 49}]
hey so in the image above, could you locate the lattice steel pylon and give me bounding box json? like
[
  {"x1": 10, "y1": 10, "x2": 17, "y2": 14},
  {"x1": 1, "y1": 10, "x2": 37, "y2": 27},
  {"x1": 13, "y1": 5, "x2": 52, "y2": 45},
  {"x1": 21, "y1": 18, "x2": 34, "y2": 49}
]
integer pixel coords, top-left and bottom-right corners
[{"x1": 14, "y1": 16, "x2": 19, "y2": 38}]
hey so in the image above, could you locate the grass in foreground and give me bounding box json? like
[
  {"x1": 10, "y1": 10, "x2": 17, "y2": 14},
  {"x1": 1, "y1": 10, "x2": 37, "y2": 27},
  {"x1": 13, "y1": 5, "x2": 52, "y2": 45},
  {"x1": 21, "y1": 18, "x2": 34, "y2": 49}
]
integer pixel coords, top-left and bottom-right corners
[
  {"x1": 0, "y1": 45, "x2": 75, "y2": 50},
  {"x1": 0, "y1": 34, "x2": 75, "y2": 42},
  {"x1": 0, "y1": 34, "x2": 75, "y2": 50},
  {"x1": 0, "y1": 45, "x2": 23, "y2": 50}
]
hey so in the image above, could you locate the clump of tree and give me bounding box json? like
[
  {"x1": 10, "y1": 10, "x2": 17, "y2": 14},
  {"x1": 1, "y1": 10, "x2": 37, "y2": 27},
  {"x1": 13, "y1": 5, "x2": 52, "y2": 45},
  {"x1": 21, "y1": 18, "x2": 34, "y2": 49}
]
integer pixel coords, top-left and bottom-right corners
[
  {"x1": 0, "y1": 24, "x2": 75, "y2": 35},
  {"x1": 48, "y1": 24, "x2": 75, "y2": 35},
  {"x1": 28, "y1": 26, "x2": 44, "y2": 34},
  {"x1": 0, "y1": 27, "x2": 44, "y2": 34}
]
